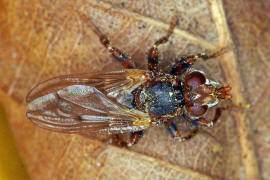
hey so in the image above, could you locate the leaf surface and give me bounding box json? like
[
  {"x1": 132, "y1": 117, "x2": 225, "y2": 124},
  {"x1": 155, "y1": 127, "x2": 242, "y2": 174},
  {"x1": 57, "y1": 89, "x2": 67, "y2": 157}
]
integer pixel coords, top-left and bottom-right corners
[{"x1": 0, "y1": 0, "x2": 269, "y2": 179}]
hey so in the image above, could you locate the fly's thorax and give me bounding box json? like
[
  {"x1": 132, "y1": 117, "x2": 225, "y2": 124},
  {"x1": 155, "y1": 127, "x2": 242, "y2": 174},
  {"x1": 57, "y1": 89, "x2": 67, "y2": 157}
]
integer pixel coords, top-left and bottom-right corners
[{"x1": 140, "y1": 82, "x2": 185, "y2": 115}]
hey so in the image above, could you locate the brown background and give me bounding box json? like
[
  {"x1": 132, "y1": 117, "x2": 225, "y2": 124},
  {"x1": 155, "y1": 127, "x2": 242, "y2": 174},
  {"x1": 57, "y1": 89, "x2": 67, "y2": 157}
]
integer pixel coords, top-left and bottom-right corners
[{"x1": 0, "y1": 0, "x2": 269, "y2": 179}]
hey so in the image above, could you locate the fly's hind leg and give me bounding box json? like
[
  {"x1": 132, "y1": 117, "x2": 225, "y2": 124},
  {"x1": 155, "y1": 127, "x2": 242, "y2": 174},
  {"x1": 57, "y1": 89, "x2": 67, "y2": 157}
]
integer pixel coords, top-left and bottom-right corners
[
  {"x1": 129, "y1": 131, "x2": 144, "y2": 146},
  {"x1": 148, "y1": 16, "x2": 177, "y2": 72},
  {"x1": 88, "y1": 131, "x2": 144, "y2": 166},
  {"x1": 111, "y1": 131, "x2": 144, "y2": 147},
  {"x1": 77, "y1": 11, "x2": 135, "y2": 69}
]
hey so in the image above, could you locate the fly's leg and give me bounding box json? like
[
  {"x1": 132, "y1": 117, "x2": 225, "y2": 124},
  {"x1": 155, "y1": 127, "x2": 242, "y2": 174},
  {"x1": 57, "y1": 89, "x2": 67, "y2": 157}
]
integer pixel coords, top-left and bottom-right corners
[
  {"x1": 78, "y1": 11, "x2": 135, "y2": 69},
  {"x1": 87, "y1": 131, "x2": 144, "y2": 166},
  {"x1": 111, "y1": 135, "x2": 129, "y2": 147},
  {"x1": 169, "y1": 107, "x2": 227, "y2": 142},
  {"x1": 170, "y1": 106, "x2": 234, "y2": 142},
  {"x1": 195, "y1": 107, "x2": 232, "y2": 127},
  {"x1": 170, "y1": 47, "x2": 230, "y2": 75},
  {"x1": 165, "y1": 119, "x2": 199, "y2": 142},
  {"x1": 148, "y1": 16, "x2": 177, "y2": 72},
  {"x1": 111, "y1": 131, "x2": 144, "y2": 147},
  {"x1": 165, "y1": 119, "x2": 180, "y2": 139},
  {"x1": 129, "y1": 131, "x2": 144, "y2": 146}
]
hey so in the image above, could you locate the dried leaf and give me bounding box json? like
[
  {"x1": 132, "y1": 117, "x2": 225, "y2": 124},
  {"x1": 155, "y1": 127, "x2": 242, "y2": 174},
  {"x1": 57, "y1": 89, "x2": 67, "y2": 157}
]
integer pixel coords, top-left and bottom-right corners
[{"x1": 0, "y1": 0, "x2": 269, "y2": 179}]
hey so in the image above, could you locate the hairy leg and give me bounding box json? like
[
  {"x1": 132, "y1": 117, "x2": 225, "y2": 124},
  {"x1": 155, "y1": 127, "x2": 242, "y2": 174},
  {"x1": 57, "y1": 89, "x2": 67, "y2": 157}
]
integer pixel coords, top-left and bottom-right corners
[
  {"x1": 78, "y1": 11, "x2": 135, "y2": 69},
  {"x1": 148, "y1": 16, "x2": 178, "y2": 72},
  {"x1": 165, "y1": 106, "x2": 229, "y2": 142},
  {"x1": 195, "y1": 107, "x2": 231, "y2": 127},
  {"x1": 111, "y1": 131, "x2": 144, "y2": 147},
  {"x1": 170, "y1": 47, "x2": 230, "y2": 75},
  {"x1": 165, "y1": 118, "x2": 199, "y2": 142}
]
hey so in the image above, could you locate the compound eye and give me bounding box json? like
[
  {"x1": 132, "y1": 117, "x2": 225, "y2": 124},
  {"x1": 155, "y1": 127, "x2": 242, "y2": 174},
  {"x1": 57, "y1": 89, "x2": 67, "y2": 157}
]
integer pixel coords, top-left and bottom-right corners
[
  {"x1": 185, "y1": 71, "x2": 206, "y2": 89},
  {"x1": 186, "y1": 104, "x2": 208, "y2": 117}
]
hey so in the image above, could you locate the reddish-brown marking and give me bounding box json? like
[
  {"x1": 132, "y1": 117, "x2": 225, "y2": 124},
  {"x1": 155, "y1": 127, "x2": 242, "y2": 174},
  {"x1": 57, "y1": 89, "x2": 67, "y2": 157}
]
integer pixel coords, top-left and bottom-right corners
[
  {"x1": 186, "y1": 104, "x2": 208, "y2": 117},
  {"x1": 111, "y1": 135, "x2": 128, "y2": 147},
  {"x1": 217, "y1": 86, "x2": 232, "y2": 99},
  {"x1": 130, "y1": 133, "x2": 140, "y2": 145},
  {"x1": 175, "y1": 63, "x2": 183, "y2": 73},
  {"x1": 121, "y1": 60, "x2": 134, "y2": 69},
  {"x1": 148, "y1": 63, "x2": 158, "y2": 71},
  {"x1": 171, "y1": 129, "x2": 180, "y2": 138},
  {"x1": 185, "y1": 56, "x2": 197, "y2": 64},
  {"x1": 164, "y1": 119, "x2": 181, "y2": 138},
  {"x1": 185, "y1": 71, "x2": 206, "y2": 89},
  {"x1": 149, "y1": 47, "x2": 159, "y2": 58},
  {"x1": 110, "y1": 48, "x2": 121, "y2": 57},
  {"x1": 148, "y1": 47, "x2": 159, "y2": 71},
  {"x1": 197, "y1": 118, "x2": 209, "y2": 126},
  {"x1": 183, "y1": 128, "x2": 199, "y2": 140}
]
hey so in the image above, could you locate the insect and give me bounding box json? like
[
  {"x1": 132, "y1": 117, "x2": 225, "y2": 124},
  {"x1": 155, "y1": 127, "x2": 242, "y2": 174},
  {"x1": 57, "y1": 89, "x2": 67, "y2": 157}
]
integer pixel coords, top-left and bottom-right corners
[{"x1": 26, "y1": 11, "x2": 232, "y2": 147}]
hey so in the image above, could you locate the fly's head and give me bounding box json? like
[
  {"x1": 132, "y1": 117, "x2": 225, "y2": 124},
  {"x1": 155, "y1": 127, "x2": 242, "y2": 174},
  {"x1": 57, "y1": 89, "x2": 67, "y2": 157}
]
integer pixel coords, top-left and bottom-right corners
[{"x1": 184, "y1": 71, "x2": 232, "y2": 117}]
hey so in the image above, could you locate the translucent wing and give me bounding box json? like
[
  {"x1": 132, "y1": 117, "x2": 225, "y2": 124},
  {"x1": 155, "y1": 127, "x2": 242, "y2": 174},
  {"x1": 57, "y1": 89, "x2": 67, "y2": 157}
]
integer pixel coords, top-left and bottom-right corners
[{"x1": 26, "y1": 69, "x2": 151, "y2": 134}]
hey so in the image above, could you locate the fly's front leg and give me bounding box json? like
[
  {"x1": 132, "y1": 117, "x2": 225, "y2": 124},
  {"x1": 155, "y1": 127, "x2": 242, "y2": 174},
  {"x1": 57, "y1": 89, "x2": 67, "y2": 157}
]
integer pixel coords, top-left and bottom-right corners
[
  {"x1": 167, "y1": 106, "x2": 231, "y2": 142},
  {"x1": 148, "y1": 16, "x2": 177, "y2": 72},
  {"x1": 78, "y1": 11, "x2": 135, "y2": 69},
  {"x1": 170, "y1": 47, "x2": 230, "y2": 75},
  {"x1": 195, "y1": 107, "x2": 231, "y2": 127}
]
